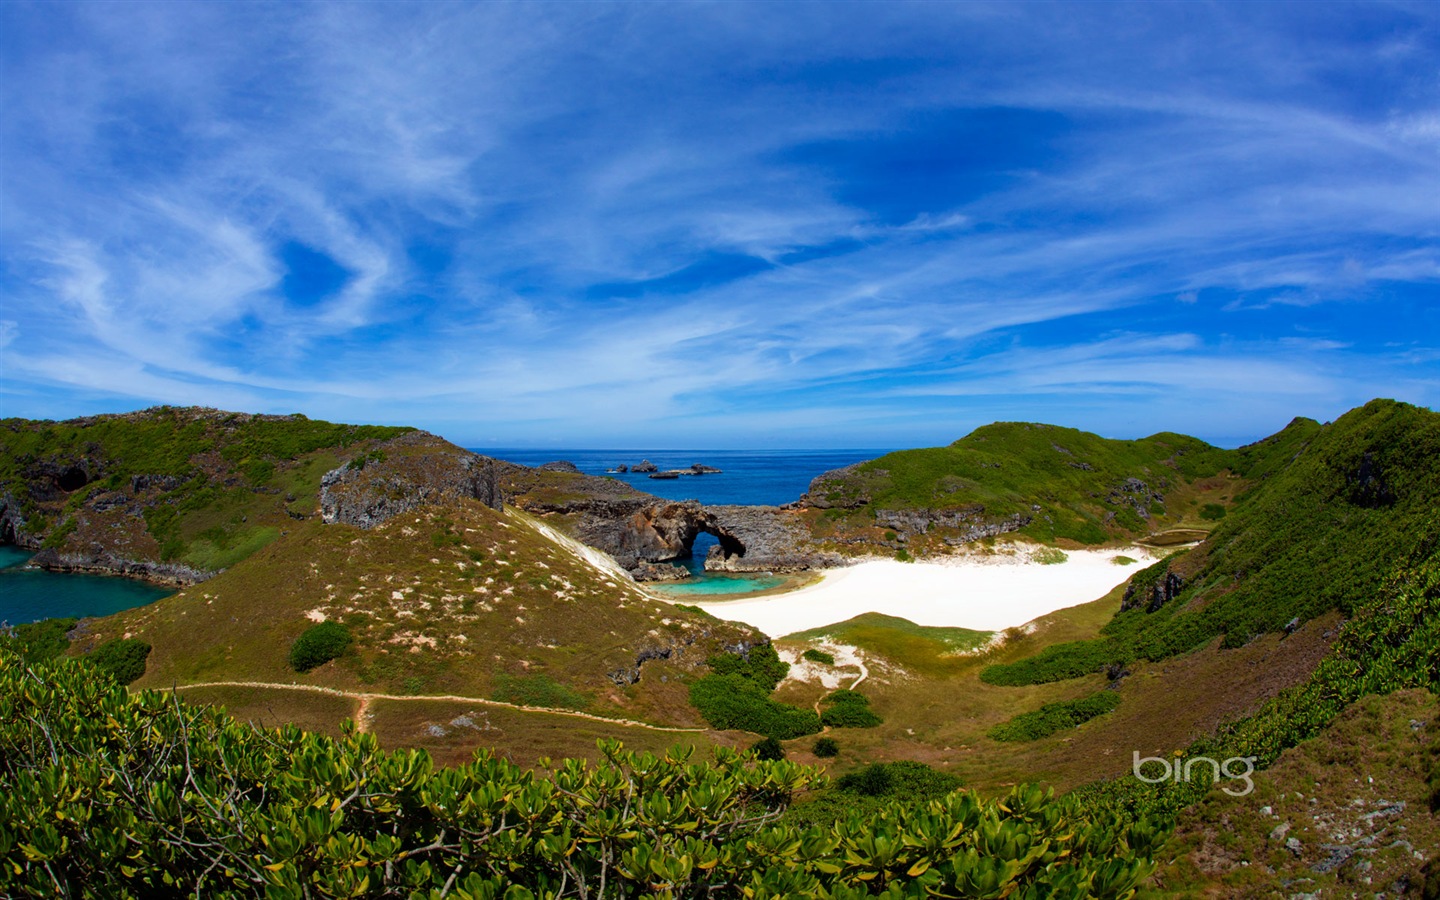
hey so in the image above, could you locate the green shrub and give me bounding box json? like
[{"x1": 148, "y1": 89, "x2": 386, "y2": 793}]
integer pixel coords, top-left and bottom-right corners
[
  {"x1": 802, "y1": 648, "x2": 835, "y2": 665},
  {"x1": 988, "y1": 690, "x2": 1122, "y2": 742},
  {"x1": 88, "y1": 638, "x2": 152, "y2": 685},
  {"x1": 819, "y1": 689, "x2": 883, "y2": 728},
  {"x1": 751, "y1": 736, "x2": 785, "y2": 761},
  {"x1": 288, "y1": 621, "x2": 352, "y2": 672},
  {"x1": 894, "y1": 548, "x2": 913, "y2": 562},
  {"x1": 1199, "y1": 503, "x2": 1227, "y2": 520},
  {"x1": 1112, "y1": 555, "x2": 1139, "y2": 566},
  {"x1": 812, "y1": 736, "x2": 839, "y2": 758},
  {"x1": 688, "y1": 675, "x2": 821, "y2": 739},
  {"x1": 706, "y1": 644, "x2": 788, "y2": 692}
]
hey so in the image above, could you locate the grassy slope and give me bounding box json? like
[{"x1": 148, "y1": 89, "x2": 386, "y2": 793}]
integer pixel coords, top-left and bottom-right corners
[
  {"x1": 73, "y1": 498, "x2": 762, "y2": 740},
  {"x1": 1150, "y1": 689, "x2": 1439, "y2": 898},
  {"x1": 0, "y1": 407, "x2": 411, "y2": 572}
]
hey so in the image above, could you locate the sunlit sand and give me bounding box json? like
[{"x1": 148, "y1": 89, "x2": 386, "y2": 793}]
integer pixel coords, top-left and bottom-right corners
[{"x1": 681, "y1": 546, "x2": 1155, "y2": 637}]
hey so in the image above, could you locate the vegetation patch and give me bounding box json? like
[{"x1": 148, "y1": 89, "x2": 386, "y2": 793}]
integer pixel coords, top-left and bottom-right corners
[
  {"x1": 987, "y1": 690, "x2": 1121, "y2": 742},
  {"x1": 819, "y1": 689, "x2": 883, "y2": 728},
  {"x1": 688, "y1": 674, "x2": 820, "y2": 739},
  {"x1": 789, "y1": 613, "x2": 990, "y2": 676},
  {"x1": 1032, "y1": 546, "x2": 1068, "y2": 565},
  {"x1": 812, "y1": 736, "x2": 839, "y2": 758},
  {"x1": 88, "y1": 638, "x2": 152, "y2": 685},
  {"x1": 490, "y1": 673, "x2": 591, "y2": 711},
  {"x1": 801, "y1": 648, "x2": 834, "y2": 665},
  {"x1": 288, "y1": 621, "x2": 352, "y2": 672}
]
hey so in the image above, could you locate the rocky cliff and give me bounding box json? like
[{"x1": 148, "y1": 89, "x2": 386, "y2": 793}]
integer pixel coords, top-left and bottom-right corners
[{"x1": 319, "y1": 432, "x2": 502, "y2": 528}]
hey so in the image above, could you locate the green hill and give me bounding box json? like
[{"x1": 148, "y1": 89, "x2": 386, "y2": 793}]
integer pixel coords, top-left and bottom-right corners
[
  {"x1": 798, "y1": 416, "x2": 1321, "y2": 555},
  {"x1": 981, "y1": 399, "x2": 1440, "y2": 686},
  {"x1": 0, "y1": 407, "x2": 412, "y2": 579}
]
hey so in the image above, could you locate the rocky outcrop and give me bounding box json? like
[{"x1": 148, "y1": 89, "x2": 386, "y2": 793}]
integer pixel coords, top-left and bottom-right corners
[
  {"x1": 26, "y1": 548, "x2": 209, "y2": 586},
  {"x1": 631, "y1": 561, "x2": 692, "y2": 583},
  {"x1": 535, "y1": 460, "x2": 580, "y2": 474},
  {"x1": 872, "y1": 506, "x2": 1034, "y2": 543},
  {"x1": 320, "y1": 432, "x2": 503, "y2": 529},
  {"x1": 1108, "y1": 477, "x2": 1166, "y2": 520},
  {"x1": 1121, "y1": 570, "x2": 1185, "y2": 613},
  {"x1": 705, "y1": 505, "x2": 848, "y2": 572},
  {"x1": 632, "y1": 460, "x2": 658, "y2": 473},
  {"x1": 571, "y1": 500, "x2": 747, "y2": 571},
  {"x1": 0, "y1": 491, "x2": 32, "y2": 548},
  {"x1": 800, "y1": 462, "x2": 874, "y2": 509}
]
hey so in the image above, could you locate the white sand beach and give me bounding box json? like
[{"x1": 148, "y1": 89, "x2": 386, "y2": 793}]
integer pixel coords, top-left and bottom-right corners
[{"x1": 683, "y1": 547, "x2": 1154, "y2": 637}]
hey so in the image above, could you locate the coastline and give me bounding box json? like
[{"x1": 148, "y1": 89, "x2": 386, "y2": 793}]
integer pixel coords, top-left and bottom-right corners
[{"x1": 669, "y1": 545, "x2": 1156, "y2": 637}]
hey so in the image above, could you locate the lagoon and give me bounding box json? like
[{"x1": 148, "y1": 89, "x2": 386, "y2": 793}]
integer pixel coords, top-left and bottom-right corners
[{"x1": 0, "y1": 546, "x2": 174, "y2": 626}]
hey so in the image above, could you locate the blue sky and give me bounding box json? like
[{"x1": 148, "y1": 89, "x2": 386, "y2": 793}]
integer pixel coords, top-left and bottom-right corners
[{"x1": 1, "y1": 2, "x2": 1436, "y2": 449}]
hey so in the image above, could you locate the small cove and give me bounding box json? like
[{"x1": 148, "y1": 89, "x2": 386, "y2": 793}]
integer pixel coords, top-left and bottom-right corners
[
  {"x1": 0, "y1": 546, "x2": 175, "y2": 626},
  {"x1": 643, "y1": 531, "x2": 796, "y2": 598}
]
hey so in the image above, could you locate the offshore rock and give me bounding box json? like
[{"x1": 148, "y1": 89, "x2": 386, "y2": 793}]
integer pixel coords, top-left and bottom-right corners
[
  {"x1": 320, "y1": 432, "x2": 503, "y2": 529},
  {"x1": 632, "y1": 460, "x2": 658, "y2": 473},
  {"x1": 535, "y1": 461, "x2": 581, "y2": 473}
]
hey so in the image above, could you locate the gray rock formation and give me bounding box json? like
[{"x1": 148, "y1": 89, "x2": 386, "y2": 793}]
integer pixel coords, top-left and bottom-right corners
[
  {"x1": 320, "y1": 432, "x2": 502, "y2": 529},
  {"x1": 1120, "y1": 570, "x2": 1185, "y2": 613},
  {"x1": 26, "y1": 548, "x2": 209, "y2": 586},
  {"x1": 632, "y1": 460, "x2": 658, "y2": 473},
  {"x1": 704, "y1": 505, "x2": 848, "y2": 572},
  {"x1": 872, "y1": 506, "x2": 1034, "y2": 543},
  {"x1": 535, "y1": 461, "x2": 580, "y2": 473},
  {"x1": 800, "y1": 462, "x2": 873, "y2": 509},
  {"x1": 0, "y1": 491, "x2": 30, "y2": 548}
]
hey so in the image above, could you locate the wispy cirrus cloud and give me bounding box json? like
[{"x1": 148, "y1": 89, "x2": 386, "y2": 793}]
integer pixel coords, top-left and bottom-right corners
[{"x1": 1, "y1": 1, "x2": 1435, "y2": 446}]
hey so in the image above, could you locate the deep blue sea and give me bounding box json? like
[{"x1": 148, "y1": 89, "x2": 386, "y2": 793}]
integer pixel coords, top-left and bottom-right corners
[
  {"x1": 0, "y1": 545, "x2": 174, "y2": 627},
  {"x1": 476, "y1": 448, "x2": 886, "y2": 508}
]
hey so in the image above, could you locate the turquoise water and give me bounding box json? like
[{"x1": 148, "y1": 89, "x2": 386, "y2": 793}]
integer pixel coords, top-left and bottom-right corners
[
  {"x1": 647, "y1": 573, "x2": 789, "y2": 597},
  {"x1": 0, "y1": 546, "x2": 174, "y2": 626}
]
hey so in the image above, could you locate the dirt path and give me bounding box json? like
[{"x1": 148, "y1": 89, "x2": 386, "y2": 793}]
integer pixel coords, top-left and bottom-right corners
[{"x1": 173, "y1": 680, "x2": 707, "y2": 733}]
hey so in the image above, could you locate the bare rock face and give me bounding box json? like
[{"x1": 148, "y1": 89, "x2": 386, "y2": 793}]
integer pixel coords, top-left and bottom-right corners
[
  {"x1": 704, "y1": 505, "x2": 848, "y2": 572},
  {"x1": 320, "y1": 432, "x2": 502, "y2": 529}
]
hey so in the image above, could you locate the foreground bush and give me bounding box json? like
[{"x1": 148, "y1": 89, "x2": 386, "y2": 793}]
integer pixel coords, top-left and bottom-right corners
[
  {"x1": 0, "y1": 648, "x2": 1164, "y2": 898},
  {"x1": 288, "y1": 620, "x2": 351, "y2": 672}
]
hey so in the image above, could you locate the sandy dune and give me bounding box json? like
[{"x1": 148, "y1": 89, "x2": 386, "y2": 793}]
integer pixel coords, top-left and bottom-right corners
[{"x1": 684, "y1": 547, "x2": 1153, "y2": 638}]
